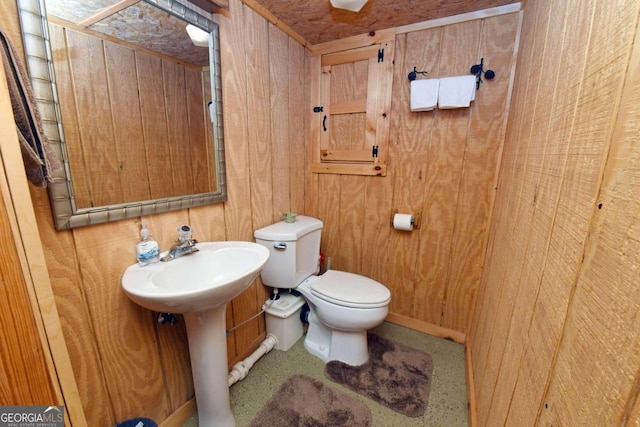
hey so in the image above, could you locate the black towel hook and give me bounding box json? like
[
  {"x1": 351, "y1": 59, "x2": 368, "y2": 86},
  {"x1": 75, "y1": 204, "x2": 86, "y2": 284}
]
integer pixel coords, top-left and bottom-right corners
[
  {"x1": 408, "y1": 66, "x2": 429, "y2": 81},
  {"x1": 470, "y1": 58, "x2": 495, "y2": 90}
]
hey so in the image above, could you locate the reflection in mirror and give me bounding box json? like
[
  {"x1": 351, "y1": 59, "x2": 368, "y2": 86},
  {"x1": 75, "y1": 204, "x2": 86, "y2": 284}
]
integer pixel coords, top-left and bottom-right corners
[{"x1": 17, "y1": 0, "x2": 227, "y2": 230}]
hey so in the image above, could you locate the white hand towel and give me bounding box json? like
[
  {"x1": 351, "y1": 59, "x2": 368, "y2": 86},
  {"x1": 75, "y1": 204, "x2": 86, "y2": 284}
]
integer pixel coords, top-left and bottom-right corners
[
  {"x1": 438, "y1": 75, "x2": 477, "y2": 109},
  {"x1": 410, "y1": 79, "x2": 439, "y2": 112}
]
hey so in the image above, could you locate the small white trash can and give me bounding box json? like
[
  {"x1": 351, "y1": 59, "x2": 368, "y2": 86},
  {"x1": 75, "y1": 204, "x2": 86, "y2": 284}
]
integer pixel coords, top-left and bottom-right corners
[{"x1": 264, "y1": 293, "x2": 305, "y2": 351}]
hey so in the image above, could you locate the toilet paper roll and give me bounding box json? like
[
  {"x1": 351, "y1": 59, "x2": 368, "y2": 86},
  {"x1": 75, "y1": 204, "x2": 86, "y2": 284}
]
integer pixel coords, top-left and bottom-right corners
[{"x1": 393, "y1": 213, "x2": 414, "y2": 231}]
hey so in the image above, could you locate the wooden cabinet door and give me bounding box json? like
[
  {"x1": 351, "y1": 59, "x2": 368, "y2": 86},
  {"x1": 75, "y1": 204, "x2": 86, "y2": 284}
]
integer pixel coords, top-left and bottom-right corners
[{"x1": 310, "y1": 38, "x2": 394, "y2": 176}]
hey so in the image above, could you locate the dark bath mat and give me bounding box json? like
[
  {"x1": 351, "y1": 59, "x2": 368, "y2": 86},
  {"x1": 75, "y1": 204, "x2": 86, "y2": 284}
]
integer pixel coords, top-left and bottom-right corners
[
  {"x1": 249, "y1": 374, "x2": 371, "y2": 427},
  {"x1": 325, "y1": 333, "x2": 433, "y2": 417},
  {"x1": 115, "y1": 418, "x2": 157, "y2": 427}
]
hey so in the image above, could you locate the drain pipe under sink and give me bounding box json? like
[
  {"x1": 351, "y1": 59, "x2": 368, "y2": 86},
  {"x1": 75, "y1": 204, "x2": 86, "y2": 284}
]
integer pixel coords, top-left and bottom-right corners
[{"x1": 228, "y1": 334, "x2": 278, "y2": 387}]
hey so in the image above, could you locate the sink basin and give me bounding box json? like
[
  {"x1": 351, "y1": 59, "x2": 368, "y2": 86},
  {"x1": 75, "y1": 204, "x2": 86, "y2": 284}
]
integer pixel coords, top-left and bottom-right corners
[
  {"x1": 121, "y1": 241, "x2": 270, "y2": 313},
  {"x1": 121, "y1": 240, "x2": 270, "y2": 427}
]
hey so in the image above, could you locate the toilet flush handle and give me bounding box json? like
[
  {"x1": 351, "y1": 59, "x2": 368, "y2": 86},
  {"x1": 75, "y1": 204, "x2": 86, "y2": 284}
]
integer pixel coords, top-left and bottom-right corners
[{"x1": 273, "y1": 242, "x2": 287, "y2": 250}]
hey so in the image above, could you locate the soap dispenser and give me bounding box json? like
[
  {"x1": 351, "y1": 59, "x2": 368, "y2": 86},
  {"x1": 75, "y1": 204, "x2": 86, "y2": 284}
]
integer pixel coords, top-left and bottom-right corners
[{"x1": 136, "y1": 220, "x2": 160, "y2": 265}]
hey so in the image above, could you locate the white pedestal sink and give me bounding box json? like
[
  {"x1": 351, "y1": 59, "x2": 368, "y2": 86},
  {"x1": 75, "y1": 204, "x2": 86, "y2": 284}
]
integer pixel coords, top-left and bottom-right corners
[{"x1": 121, "y1": 241, "x2": 270, "y2": 427}]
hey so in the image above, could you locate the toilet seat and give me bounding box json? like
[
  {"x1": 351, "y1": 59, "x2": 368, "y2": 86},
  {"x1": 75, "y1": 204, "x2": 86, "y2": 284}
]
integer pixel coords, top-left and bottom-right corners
[{"x1": 309, "y1": 270, "x2": 391, "y2": 308}]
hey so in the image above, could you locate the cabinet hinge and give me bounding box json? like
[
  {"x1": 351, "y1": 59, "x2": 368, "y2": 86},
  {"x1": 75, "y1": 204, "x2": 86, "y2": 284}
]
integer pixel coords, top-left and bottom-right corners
[
  {"x1": 372, "y1": 145, "x2": 379, "y2": 158},
  {"x1": 313, "y1": 106, "x2": 324, "y2": 113},
  {"x1": 378, "y1": 49, "x2": 384, "y2": 63}
]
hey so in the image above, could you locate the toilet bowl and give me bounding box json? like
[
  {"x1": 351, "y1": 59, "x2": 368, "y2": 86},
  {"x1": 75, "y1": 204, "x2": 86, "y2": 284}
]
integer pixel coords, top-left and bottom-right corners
[
  {"x1": 297, "y1": 271, "x2": 389, "y2": 365},
  {"x1": 254, "y1": 216, "x2": 391, "y2": 366}
]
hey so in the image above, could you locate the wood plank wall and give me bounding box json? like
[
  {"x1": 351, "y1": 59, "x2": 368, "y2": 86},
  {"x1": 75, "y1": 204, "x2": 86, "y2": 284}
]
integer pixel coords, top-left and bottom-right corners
[
  {"x1": 469, "y1": 0, "x2": 640, "y2": 425},
  {"x1": 4, "y1": 2, "x2": 520, "y2": 423},
  {"x1": 0, "y1": 189, "x2": 57, "y2": 406},
  {"x1": 0, "y1": 62, "x2": 59, "y2": 409},
  {"x1": 0, "y1": 0, "x2": 307, "y2": 423},
  {"x1": 306, "y1": 13, "x2": 519, "y2": 334},
  {"x1": 48, "y1": 22, "x2": 215, "y2": 208},
  {"x1": 7, "y1": 0, "x2": 640, "y2": 423}
]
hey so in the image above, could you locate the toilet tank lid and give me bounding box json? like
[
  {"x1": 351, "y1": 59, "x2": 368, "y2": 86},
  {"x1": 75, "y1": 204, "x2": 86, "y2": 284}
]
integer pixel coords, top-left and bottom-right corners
[{"x1": 254, "y1": 215, "x2": 323, "y2": 241}]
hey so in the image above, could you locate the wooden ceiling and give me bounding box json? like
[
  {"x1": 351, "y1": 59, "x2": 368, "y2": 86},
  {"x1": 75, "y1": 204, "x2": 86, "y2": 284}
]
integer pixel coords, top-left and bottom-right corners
[
  {"x1": 44, "y1": 0, "x2": 212, "y2": 66},
  {"x1": 246, "y1": 0, "x2": 519, "y2": 45},
  {"x1": 43, "y1": 0, "x2": 521, "y2": 64}
]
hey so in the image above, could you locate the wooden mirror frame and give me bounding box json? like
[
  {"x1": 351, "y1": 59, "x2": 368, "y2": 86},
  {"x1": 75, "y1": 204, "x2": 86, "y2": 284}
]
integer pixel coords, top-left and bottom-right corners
[{"x1": 17, "y1": 0, "x2": 227, "y2": 230}]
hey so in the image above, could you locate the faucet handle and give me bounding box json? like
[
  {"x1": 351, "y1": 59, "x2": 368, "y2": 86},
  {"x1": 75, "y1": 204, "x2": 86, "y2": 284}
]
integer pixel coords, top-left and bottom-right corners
[{"x1": 177, "y1": 225, "x2": 193, "y2": 242}]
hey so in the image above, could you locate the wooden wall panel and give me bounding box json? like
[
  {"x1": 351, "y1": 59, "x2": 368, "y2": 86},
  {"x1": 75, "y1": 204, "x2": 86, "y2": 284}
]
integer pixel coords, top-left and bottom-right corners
[
  {"x1": 145, "y1": 212, "x2": 194, "y2": 412},
  {"x1": 137, "y1": 51, "x2": 174, "y2": 199},
  {"x1": 471, "y1": 0, "x2": 554, "y2": 416},
  {"x1": 359, "y1": 168, "x2": 394, "y2": 285},
  {"x1": 0, "y1": 1, "x2": 23, "y2": 55},
  {"x1": 384, "y1": 30, "x2": 435, "y2": 318},
  {"x1": 475, "y1": 0, "x2": 550, "y2": 419},
  {"x1": 480, "y1": 0, "x2": 565, "y2": 422},
  {"x1": 50, "y1": 23, "x2": 215, "y2": 206},
  {"x1": 392, "y1": 28, "x2": 440, "y2": 154},
  {"x1": 12, "y1": 2, "x2": 515, "y2": 422},
  {"x1": 470, "y1": 0, "x2": 640, "y2": 425},
  {"x1": 0, "y1": 226, "x2": 55, "y2": 405},
  {"x1": 185, "y1": 67, "x2": 210, "y2": 194},
  {"x1": 630, "y1": 398, "x2": 640, "y2": 426},
  {"x1": 0, "y1": 0, "x2": 310, "y2": 423},
  {"x1": 0, "y1": 128, "x2": 57, "y2": 407},
  {"x1": 163, "y1": 61, "x2": 192, "y2": 197},
  {"x1": 202, "y1": 70, "x2": 218, "y2": 191},
  {"x1": 305, "y1": 54, "x2": 322, "y2": 219},
  {"x1": 248, "y1": 7, "x2": 274, "y2": 213},
  {"x1": 309, "y1": 12, "x2": 519, "y2": 333},
  {"x1": 48, "y1": 24, "x2": 92, "y2": 208},
  {"x1": 155, "y1": 316, "x2": 193, "y2": 411},
  {"x1": 104, "y1": 42, "x2": 150, "y2": 203},
  {"x1": 217, "y1": 0, "x2": 252, "y2": 246},
  {"x1": 442, "y1": 13, "x2": 518, "y2": 332},
  {"x1": 73, "y1": 221, "x2": 171, "y2": 422},
  {"x1": 504, "y1": 0, "x2": 597, "y2": 423},
  {"x1": 386, "y1": 151, "x2": 424, "y2": 316},
  {"x1": 470, "y1": 0, "x2": 538, "y2": 390},
  {"x1": 337, "y1": 175, "x2": 366, "y2": 272},
  {"x1": 288, "y1": 38, "x2": 308, "y2": 215},
  {"x1": 269, "y1": 24, "x2": 290, "y2": 219},
  {"x1": 217, "y1": 0, "x2": 254, "y2": 362},
  {"x1": 238, "y1": 5, "x2": 270, "y2": 348},
  {"x1": 468, "y1": 10, "x2": 529, "y2": 344},
  {"x1": 29, "y1": 188, "x2": 116, "y2": 426},
  {"x1": 536, "y1": 0, "x2": 640, "y2": 422},
  {"x1": 13, "y1": 0, "x2": 640, "y2": 423},
  {"x1": 412, "y1": 21, "x2": 480, "y2": 326},
  {"x1": 2, "y1": 50, "x2": 87, "y2": 425},
  {"x1": 66, "y1": 29, "x2": 123, "y2": 207},
  {"x1": 469, "y1": 1, "x2": 534, "y2": 384},
  {"x1": 317, "y1": 173, "x2": 341, "y2": 268}
]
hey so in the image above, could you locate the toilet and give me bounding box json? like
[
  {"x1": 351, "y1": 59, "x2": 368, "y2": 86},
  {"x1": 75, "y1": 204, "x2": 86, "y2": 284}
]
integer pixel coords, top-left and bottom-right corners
[{"x1": 254, "y1": 215, "x2": 391, "y2": 366}]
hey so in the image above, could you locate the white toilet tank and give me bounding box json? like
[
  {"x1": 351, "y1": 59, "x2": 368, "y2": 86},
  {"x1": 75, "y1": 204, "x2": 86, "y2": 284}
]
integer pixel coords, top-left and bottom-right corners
[{"x1": 254, "y1": 216, "x2": 323, "y2": 289}]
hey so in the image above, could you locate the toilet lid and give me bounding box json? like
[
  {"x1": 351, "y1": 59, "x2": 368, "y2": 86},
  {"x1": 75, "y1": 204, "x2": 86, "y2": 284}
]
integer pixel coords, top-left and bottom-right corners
[{"x1": 310, "y1": 270, "x2": 391, "y2": 308}]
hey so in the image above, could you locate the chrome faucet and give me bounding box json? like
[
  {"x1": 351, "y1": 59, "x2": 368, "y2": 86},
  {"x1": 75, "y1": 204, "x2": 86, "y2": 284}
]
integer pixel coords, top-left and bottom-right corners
[{"x1": 161, "y1": 225, "x2": 199, "y2": 262}]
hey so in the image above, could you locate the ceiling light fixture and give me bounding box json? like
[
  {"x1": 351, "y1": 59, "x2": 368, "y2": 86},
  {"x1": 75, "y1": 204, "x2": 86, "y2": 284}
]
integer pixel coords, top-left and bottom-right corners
[
  {"x1": 330, "y1": 0, "x2": 368, "y2": 12},
  {"x1": 185, "y1": 24, "x2": 209, "y2": 47}
]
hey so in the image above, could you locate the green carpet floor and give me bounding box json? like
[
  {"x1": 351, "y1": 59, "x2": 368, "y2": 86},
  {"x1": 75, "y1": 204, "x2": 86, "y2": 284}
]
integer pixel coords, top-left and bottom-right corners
[{"x1": 181, "y1": 321, "x2": 468, "y2": 427}]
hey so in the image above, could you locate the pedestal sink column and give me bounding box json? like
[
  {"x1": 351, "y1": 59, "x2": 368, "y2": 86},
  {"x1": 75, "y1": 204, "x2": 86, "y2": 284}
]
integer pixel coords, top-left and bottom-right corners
[{"x1": 183, "y1": 304, "x2": 234, "y2": 427}]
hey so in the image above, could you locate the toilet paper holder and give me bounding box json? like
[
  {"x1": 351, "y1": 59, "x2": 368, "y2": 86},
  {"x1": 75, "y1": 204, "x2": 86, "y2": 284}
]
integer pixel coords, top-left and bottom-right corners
[{"x1": 390, "y1": 209, "x2": 421, "y2": 229}]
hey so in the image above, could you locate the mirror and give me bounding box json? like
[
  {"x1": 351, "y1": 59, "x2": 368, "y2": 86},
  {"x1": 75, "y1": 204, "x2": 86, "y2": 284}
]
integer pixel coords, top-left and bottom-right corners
[{"x1": 17, "y1": 0, "x2": 227, "y2": 230}]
